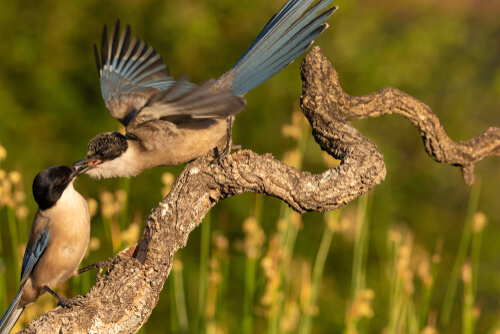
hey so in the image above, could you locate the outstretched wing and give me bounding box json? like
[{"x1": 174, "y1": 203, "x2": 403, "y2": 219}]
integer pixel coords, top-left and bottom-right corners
[
  {"x1": 95, "y1": 20, "x2": 196, "y2": 126},
  {"x1": 127, "y1": 79, "x2": 246, "y2": 149},
  {"x1": 132, "y1": 79, "x2": 246, "y2": 125},
  {"x1": 96, "y1": 20, "x2": 247, "y2": 139}
]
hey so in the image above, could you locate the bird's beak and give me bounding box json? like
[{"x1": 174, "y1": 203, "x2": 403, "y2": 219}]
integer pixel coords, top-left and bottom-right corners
[{"x1": 72, "y1": 158, "x2": 102, "y2": 175}]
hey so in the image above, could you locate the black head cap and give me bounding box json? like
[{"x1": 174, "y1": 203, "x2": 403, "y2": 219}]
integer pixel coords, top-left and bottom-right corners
[
  {"x1": 33, "y1": 166, "x2": 75, "y2": 210},
  {"x1": 87, "y1": 132, "x2": 128, "y2": 161}
]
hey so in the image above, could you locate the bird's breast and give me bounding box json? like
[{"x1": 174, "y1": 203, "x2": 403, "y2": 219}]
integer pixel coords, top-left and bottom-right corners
[
  {"x1": 141, "y1": 118, "x2": 229, "y2": 167},
  {"x1": 28, "y1": 188, "x2": 90, "y2": 290}
]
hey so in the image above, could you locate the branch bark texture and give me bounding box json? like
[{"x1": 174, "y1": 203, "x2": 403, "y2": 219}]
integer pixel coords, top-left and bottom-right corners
[{"x1": 19, "y1": 46, "x2": 497, "y2": 333}]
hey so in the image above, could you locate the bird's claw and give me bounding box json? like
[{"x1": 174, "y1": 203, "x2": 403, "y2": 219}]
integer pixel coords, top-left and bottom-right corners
[
  {"x1": 56, "y1": 295, "x2": 85, "y2": 308},
  {"x1": 212, "y1": 144, "x2": 243, "y2": 165},
  {"x1": 43, "y1": 286, "x2": 85, "y2": 309},
  {"x1": 212, "y1": 117, "x2": 242, "y2": 164},
  {"x1": 93, "y1": 260, "x2": 109, "y2": 281}
]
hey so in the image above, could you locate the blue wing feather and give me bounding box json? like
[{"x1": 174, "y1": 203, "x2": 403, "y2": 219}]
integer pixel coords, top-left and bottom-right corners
[{"x1": 20, "y1": 225, "x2": 50, "y2": 284}]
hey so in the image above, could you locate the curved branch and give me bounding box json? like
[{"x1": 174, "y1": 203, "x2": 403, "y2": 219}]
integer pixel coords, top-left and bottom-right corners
[
  {"x1": 18, "y1": 48, "x2": 385, "y2": 333},
  {"x1": 305, "y1": 47, "x2": 500, "y2": 185}
]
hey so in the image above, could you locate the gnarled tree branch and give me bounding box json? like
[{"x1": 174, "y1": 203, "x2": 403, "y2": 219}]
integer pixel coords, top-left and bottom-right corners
[
  {"x1": 303, "y1": 48, "x2": 500, "y2": 185},
  {"x1": 19, "y1": 46, "x2": 497, "y2": 333}
]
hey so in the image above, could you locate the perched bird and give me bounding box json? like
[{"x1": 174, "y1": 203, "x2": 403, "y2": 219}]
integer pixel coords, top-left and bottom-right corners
[
  {"x1": 74, "y1": 0, "x2": 337, "y2": 179},
  {"x1": 0, "y1": 165, "x2": 91, "y2": 334}
]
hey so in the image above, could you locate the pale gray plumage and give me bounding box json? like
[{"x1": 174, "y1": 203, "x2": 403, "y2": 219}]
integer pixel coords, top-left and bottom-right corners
[
  {"x1": 0, "y1": 166, "x2": 90, "y2": 334},
  {"x1": 75, "y1": 0, "x2": 337, "y2": 179}
]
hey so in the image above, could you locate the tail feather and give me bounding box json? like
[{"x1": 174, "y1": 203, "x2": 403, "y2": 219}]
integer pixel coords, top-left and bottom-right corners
[
  {"x1": 0, "y1": 291, "x2": 24, "y2": 334},
  {"x1": 236, "y1": 0, "x2": 332, "y2": 78},
  {"x1": 251, "y1": 8, "x2": 335, "y2": 75},
  {"x1": 234, "y1": 0, "x2": 315, "y2": 70},
  {"x1": 230, "y1": 0, "x2": 337, "y2": 95},
  {"x1": 235, "y1": 22, "x2": 330, "y2": 95}
]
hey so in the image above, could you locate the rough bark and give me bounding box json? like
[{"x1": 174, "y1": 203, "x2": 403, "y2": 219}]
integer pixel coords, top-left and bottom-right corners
[{"x1": 19, "y1": 47, "x2": 498, "y2": 333}]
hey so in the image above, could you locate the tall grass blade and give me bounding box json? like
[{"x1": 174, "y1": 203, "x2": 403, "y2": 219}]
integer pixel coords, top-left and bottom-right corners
[
  {"x1": 197, "y1": 212, "x2": 211, "y2": 333},
  {"x1": 169, "y1": 272, "x2": 180, "y2": 333},
  {"x1": 173, "y1": 257, "x2": 189, "y2": 334},
  {"x1": 440, "y1": 182, "x2": 480, "y2": 326},
  {"x1": 242, "y1": 257, "x2": 256, "y2": 334},
  {"x1": 298, "y1": 209, "x2": 339, "y2": 334},
  {"x1": 350, "y1": 193, "x2": 370, "y2": 304}
]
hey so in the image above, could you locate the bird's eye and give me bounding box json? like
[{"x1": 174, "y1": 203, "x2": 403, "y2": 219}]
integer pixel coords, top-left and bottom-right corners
[{"x1": 98, "y1": 150, "x2": 105, "y2": 157}]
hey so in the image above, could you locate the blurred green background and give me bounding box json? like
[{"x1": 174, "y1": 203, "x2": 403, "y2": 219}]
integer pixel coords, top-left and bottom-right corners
[{"x1": 0, "y1": 0, "x2": 499, "y2": 333}]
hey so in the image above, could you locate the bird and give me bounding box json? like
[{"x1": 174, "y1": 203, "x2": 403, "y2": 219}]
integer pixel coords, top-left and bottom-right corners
[
  {"x1": 0, "y1": 165, "x2": 91, "y2": 334},
  {"x1": 74, "y1": 0, "x2": 337, "y2": 179}
]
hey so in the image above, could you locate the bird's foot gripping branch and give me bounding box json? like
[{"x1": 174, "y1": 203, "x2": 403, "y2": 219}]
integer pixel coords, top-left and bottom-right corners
[{"x1": 19, "y1": 47, "x2": 500, "y2": 333}]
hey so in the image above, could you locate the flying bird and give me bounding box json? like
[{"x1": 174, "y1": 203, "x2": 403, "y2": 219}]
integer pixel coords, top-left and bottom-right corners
[
  {"x1": 0, "y1": 165, "x2": 91, "y2": 334},
  {"x1": 75, "y1": 0, "x2": 337, "y2": 179}
]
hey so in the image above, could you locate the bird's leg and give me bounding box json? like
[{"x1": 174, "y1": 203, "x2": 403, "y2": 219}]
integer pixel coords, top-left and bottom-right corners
[
  {"x1": 42, "y1": 286, "x2": 84, "y2": 308},
  {"x1": 213, "y1": 117, "x2": 243, "y2": 163},
  {"x1": 225, "y1": 117, "x2": 245, "y2": 151},
  {"x1": 76, "y1": 260, "x2": 110, "y2": 281},
  {"x1": 224, "y1": 116, "x2": 234, "y2": 155}
]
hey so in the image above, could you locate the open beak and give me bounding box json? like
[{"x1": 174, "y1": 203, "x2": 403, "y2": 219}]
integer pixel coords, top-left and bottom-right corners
[{"x1": 72, "y1": 158, "x2": 102, "y2": 175}]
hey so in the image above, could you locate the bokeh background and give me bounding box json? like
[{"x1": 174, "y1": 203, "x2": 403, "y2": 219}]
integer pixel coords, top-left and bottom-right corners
[{"x1": 0, "y1": 0, "x2": 499, "y2": 333}]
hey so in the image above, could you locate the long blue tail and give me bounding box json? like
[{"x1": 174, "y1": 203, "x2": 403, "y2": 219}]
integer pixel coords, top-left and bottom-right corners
[
  {"x1": 230, "y1": 0, "x2": 337, "y2": 96},
  {"x1": 0, "y1": 290, "x2": 24, "y2": 334}
]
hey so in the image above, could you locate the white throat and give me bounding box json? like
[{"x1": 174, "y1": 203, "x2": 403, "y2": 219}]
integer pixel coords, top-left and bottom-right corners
[
  {"x1": 56, "y1": 180, "x2": 78, "y2": 207},
  {"x1": 50, "y1": 180, "x2": 89, "y2": 219},
  {"x1": 86, "y1": 147, "x2": 143, "y2": 179}
]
